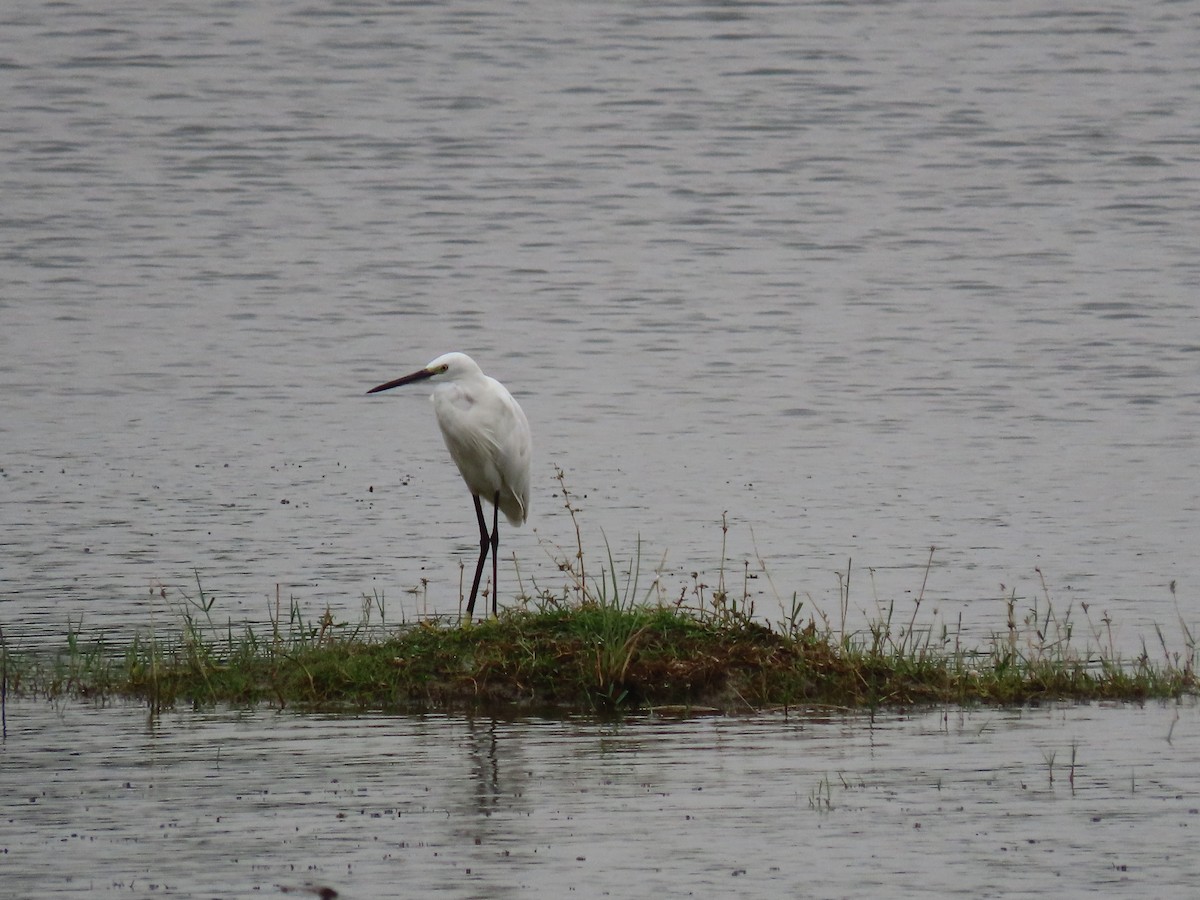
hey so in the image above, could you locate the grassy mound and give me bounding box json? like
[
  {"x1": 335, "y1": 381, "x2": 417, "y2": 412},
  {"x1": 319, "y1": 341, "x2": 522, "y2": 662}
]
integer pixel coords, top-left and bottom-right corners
[
  {"x1": 2, "y1": 482, "x2": 1194, "y2": 716},
  {"x1": 2, "y1": 599, "x2": 1194, "y2": 716}
]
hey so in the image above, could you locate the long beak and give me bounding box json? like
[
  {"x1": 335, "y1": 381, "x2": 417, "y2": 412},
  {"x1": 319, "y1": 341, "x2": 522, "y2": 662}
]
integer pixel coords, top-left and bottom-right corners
[{"x1": 367, "y1": 367, "x2": 435, "y2": 394}]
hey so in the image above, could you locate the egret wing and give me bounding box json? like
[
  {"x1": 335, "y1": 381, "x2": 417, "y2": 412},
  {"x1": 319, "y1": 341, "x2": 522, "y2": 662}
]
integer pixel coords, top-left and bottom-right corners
[{"x1": 433, "y1": 376, "x2": 531, "y2": 526}]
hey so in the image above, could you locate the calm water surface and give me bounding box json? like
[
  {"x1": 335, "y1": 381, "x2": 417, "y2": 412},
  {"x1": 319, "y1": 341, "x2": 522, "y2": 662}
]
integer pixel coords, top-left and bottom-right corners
[
  {"x1": 2, "y1": 701, "x2": 1199, "y2": 898},
  {"x1": 2, "y1": 4, "x2": 1200, "y2": 892},
  {"x1": 2, "y1": 1, "x2": 1199, "y2": 647}
]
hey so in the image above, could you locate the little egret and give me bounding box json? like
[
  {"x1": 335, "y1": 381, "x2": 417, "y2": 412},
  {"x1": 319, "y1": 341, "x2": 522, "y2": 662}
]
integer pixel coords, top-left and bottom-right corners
[{"x1": 367, "y1": 352, "x2": 531, "y2": 620}]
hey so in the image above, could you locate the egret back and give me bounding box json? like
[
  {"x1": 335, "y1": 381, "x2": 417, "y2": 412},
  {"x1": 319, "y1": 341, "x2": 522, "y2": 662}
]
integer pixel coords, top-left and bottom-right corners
[{"x1": 431, "y1": 372, "x2": 531, "y2": 527}]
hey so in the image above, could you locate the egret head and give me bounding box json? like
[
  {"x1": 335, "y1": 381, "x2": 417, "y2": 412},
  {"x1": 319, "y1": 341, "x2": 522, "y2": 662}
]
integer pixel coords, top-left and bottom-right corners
[
  {"x1": 424, "y1": 352, "x2": 483, "y2": 381},
  {"x1": 367, "y1": 352, "x2": 482, "y2": 394}
]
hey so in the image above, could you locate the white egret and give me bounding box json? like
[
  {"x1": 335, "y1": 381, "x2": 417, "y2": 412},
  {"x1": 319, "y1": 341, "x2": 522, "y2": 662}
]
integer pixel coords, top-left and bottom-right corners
[{"x1": 367, "y1": 352, "x2": 531, "y2": 620}]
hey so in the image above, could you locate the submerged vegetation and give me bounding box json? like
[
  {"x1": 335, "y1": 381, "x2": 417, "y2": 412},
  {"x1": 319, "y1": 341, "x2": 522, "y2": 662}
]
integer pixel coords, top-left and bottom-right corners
[{"x1": 2, "y1": 478, "x2": 1196, "y2": 717}]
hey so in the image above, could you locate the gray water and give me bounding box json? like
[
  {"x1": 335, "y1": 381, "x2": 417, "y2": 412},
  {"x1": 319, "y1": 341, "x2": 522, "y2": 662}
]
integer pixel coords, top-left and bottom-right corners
[
  {"x1": 2, "y1": 700, "x2": 1199, "y2": 899},
  {"x1": 2, "y1": 1, "x2": 1199, "y2": 647},
  {"x1": 2, "y1": 4, "x2": 1200, "y2": 894}
]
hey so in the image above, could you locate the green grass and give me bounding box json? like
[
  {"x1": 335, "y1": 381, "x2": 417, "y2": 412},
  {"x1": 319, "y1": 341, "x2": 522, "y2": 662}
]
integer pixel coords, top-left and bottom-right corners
[
  {"x1": 2, "y1": 594, "x2": 1194, "y2": 717},
  {"x1": 3, "y1": 561, "x2": 1196, "y2": 717},
  {"x1": 2, "y1": 483, "x2": 1195, "y2": 716}
]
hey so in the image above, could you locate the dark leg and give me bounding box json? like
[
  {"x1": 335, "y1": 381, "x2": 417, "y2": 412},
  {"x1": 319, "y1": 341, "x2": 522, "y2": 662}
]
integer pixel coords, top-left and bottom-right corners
[
  {"x1": 490, "y1": 491, "x2": 500, "y2": 617},
  {"x1": 466, "y1": 494, "x2": 490, "y2": 620}
]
